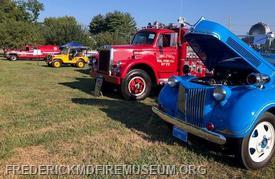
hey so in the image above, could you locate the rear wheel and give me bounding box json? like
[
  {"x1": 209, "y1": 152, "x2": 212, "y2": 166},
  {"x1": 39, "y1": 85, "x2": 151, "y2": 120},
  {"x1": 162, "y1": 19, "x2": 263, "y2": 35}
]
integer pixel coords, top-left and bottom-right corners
[
  {"x1": 76, "y1": 60, "x2": 85, "y2": 68},
  {"x1": 235, "y1": 112, "x2": 275, "y2": 170},
  {"x1": 9, "y1": 55, "x2": 17, "y2": 61},
  {"x1": 52, "y1": 60, "x2": 62, "y2": 68},
  {"x1": 121, "y1": 69, "x2": 151, "y2": 100}
]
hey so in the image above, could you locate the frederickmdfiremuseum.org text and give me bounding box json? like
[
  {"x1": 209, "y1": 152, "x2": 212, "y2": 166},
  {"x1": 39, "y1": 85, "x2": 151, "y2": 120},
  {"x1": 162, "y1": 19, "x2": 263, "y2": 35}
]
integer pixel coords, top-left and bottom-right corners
[{"x1": 5, "y1": 164, "x2": 207, "y2": 176}]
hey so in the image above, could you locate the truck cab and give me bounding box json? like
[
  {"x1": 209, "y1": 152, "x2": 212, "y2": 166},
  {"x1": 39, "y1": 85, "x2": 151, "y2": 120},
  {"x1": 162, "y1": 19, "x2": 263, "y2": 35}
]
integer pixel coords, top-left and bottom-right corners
[{"x1": 90, "y1": 22, "x2": 205, "y2": 100}]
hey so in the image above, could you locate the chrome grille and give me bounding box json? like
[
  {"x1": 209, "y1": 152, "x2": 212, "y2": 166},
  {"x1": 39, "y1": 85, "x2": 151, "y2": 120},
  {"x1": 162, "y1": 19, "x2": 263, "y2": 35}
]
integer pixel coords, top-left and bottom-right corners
[
  {"x1": 178, "y1": 85, "x2": 186, "y2": 113},
  {"x1": 178, "y1": 86, "x2": 207, "y2": 127},
  {"x1": 98, "y1": 50, "x2": 111, "y2": 73}
]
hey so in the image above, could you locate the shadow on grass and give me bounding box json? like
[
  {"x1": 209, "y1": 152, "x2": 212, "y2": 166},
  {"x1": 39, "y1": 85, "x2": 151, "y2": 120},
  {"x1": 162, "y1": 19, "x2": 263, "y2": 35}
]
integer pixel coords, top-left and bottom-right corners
[
  {"x1": 60, "y1": 76, "x2": 240, "y2": 168},
  {"x1": 71, "y1": 97, "x2": 240, "y2": 168},
  {"x1": 72, "y1": 97, "x2": 175, "y2": 142},
  {"x1": 60, "y1": 77, "x2": 122, "y2": 99},
  {"x1": 59, "y1": 77, "x2": 95, "y2": 95},
  {"x1": 74, "y1": 69, "x2": 91, "y2": 75}
]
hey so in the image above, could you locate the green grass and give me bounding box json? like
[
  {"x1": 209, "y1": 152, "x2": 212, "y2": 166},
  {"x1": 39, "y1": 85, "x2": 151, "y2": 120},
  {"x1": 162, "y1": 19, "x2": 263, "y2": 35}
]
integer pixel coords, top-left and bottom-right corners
[{"x1": 0, "y1": 59, "x2": 274, "y2": 178}]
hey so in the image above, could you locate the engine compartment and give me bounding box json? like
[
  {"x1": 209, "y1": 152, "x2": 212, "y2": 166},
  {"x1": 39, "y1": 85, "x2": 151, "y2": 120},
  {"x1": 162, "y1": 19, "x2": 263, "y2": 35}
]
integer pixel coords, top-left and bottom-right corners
[{"x1": 191, "y1": 59, "x2": 256, "y2": 86}]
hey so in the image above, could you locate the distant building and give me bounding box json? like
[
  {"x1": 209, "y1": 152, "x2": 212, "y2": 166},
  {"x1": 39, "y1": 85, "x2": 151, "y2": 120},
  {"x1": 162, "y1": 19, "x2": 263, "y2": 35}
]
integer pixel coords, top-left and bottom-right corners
[{"x1": 242, "y1": 22, "x2": 275, "y2": 53}]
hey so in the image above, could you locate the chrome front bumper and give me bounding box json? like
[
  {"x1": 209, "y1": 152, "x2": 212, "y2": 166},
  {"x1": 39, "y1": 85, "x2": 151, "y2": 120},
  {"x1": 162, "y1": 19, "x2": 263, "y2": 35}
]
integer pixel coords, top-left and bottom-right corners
[{"x1": 152, "y1": 107, "x2": 226, "y2": 145}]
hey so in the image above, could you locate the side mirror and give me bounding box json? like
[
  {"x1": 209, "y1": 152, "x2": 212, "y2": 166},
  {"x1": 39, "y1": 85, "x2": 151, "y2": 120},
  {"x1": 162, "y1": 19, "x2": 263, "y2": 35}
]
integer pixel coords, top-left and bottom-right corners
[{"x1": 183, "y1": 65, "x2": 191, "y2": 75}]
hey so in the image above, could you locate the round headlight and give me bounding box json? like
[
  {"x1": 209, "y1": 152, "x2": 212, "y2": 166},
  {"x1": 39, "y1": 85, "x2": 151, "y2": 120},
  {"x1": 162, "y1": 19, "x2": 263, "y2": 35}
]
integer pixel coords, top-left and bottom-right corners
[
  {"x1": 167, "y1": 76, "x2": 179, "y2": 87},
  {"x1": 247, "y1": 73, "x2": 270, "y2": 87},
  {"x1": 213, "y1": 87, "x2": 226, "y2": 101}
]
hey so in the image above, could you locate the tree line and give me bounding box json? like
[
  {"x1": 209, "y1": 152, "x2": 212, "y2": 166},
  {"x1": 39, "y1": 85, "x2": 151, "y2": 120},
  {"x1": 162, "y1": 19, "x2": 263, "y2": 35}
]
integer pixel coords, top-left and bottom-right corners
[{"x1": 0, "y1": 0, "x2": 137, "y2": 49}]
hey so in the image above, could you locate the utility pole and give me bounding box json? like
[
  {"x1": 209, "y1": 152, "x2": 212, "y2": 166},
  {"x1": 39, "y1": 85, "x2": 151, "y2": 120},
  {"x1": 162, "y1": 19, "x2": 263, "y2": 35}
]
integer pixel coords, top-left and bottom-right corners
[{"x1": 228, "y1": 16, "x2": 232, "y2": 31}]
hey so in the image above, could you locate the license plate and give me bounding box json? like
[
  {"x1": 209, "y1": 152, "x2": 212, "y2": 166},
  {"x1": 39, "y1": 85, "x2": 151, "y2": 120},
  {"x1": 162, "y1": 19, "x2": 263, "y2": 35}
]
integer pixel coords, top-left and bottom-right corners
[
  {"x1": 173, "y1": 126, "x2": 188, "y2": 143},
  {"x1": 94, "y1": 77, "x2": 103, "y2": 97}
]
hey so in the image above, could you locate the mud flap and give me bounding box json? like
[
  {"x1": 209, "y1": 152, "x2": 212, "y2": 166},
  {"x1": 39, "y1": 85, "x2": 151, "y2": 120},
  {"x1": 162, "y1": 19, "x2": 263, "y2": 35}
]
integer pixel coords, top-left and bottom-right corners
[{"x1": 93, "y1": 76, "x2": 103, "y2": 97}]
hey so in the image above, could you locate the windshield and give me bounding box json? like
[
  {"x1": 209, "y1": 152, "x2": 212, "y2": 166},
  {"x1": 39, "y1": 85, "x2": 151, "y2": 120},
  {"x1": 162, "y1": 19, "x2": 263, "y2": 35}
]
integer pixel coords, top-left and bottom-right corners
[
  {"x1": 132, "y1": 31, "x2": 156, "y2": 45},
  {"x1": 61, "y1": 48, "x2": 69, "y2": 54}
]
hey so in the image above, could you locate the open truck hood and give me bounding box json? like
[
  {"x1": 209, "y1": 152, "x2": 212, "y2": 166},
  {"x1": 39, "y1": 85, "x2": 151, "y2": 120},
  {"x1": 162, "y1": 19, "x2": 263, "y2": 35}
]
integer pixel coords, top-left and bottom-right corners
[{"x1": 184, "y1": 18, "x2": 275, "y2": 76}]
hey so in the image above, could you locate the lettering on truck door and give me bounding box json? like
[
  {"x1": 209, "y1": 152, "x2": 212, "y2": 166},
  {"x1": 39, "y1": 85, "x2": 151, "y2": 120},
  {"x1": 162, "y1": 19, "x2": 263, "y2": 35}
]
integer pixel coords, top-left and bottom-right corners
[{"x1": 156, "y1": 33, "x2": 178, "y2": 78}]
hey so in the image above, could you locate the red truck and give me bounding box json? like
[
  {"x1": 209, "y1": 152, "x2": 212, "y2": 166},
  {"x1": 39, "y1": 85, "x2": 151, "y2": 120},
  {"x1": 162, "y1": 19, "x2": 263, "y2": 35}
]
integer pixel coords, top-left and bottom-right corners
[
  {"x1": 90, "y1": 21, "x2": 206, "y2": 100},
  {"x1": 5, "y1": 45, "x2": 60, "y2": 61}
]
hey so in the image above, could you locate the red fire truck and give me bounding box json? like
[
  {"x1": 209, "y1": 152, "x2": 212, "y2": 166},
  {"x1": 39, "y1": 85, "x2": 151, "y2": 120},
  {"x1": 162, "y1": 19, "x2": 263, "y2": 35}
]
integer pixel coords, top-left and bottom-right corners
[
  {"x1": 90, "y1": 19, "x2": 206, "y2": 100},
  {"x1": 5, "y1": 45, "x2": 60, "y2": 61}
]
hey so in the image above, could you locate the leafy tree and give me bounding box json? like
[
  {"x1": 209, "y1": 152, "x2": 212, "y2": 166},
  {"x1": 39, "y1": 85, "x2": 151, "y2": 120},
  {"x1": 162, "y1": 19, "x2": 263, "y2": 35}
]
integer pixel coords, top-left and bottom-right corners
[
  {"x1": 0, "y1": 0, "x2": 30, "y2": 22},
  {"x1": 0, "y1": 0, "x2": 45, "y2": 49},
  {"x1": 92, "y1": 31, "x2": 132, "y2": 48},
  {"x1": 42, "y1": 16, "x2": 93, "y2": 46},
  {"x1": 89, "y1": 11, "x2": 137, "y2": 47},
  {"x1": 105, "y1": 11, "x2": 136, "y2": 35},
  {"x1": 89, "y1": 14, "x2": 106, "y2": 35},
  {"x1": 0, "y1": 20, "x2": 44, "y2": 48},
  {"x1": 17, "y1": 0, "x2": 44, "y2": 23}
]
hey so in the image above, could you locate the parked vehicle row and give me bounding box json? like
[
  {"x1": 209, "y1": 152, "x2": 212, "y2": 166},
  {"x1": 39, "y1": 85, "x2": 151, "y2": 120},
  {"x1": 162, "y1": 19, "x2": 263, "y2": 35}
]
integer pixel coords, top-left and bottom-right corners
[
  {"x1": 2, "y1": 17, "x2": 274, "y2": 170},
  {"x1": 4, "y1": 43, "x2": 99, "y2": 69}
]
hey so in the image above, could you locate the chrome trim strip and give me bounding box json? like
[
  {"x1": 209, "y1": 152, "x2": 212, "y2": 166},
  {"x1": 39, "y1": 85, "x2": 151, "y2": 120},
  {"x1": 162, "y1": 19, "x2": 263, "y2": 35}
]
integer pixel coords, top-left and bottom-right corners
[
  {"x1": 152, "y1": 106, "x2": 226, "y2": 145},
  {"x1": 109, "y1": 48, "x2": 114, "y2": 75},
  {"x1": 159, "y1": 78, "x2": 168, "y2": 85}
]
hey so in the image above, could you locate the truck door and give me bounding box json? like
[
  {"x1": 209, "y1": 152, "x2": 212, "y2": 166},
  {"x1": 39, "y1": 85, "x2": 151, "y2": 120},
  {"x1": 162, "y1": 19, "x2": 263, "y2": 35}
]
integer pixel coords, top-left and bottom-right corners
[{"x1": 156, "y1": 33, "x2": 178, "y2": 81}]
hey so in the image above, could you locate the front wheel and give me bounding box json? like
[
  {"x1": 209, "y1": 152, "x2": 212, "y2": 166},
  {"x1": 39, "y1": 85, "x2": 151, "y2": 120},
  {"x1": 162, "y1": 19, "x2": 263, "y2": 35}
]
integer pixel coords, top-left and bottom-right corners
[
  {"x1": 235, "y1": 112, "x2": 275, "y2": 170},
  {"x1": 76, "y1": 60, "x2": 85, "y2": 68},
  {"x1": 121, "y1": 69, "x2": 151, "y2": 100},
  {"x1": 52, "y1": 60, "x2": 62, "y2": 68}
]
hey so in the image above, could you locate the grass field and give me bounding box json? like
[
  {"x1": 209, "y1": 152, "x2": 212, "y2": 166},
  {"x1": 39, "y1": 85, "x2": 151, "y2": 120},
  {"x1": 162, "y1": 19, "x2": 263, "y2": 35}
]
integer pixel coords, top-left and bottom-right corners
[{"x1": 0, "y1": 59, "x2": 274, "y2": 178}]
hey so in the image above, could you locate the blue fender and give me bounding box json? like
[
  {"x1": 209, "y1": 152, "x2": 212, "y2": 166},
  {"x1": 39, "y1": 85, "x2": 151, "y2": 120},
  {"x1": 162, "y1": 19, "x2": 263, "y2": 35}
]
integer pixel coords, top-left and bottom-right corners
[{"x1": 212, "y1": 86, "x2": 275, "y2": 138}]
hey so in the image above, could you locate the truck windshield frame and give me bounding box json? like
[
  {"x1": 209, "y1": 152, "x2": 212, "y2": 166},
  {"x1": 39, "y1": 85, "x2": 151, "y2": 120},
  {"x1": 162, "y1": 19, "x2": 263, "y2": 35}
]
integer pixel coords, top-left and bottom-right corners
[
  {"x1": 131, "y1": 31, "x2": 156, "y2": 45},
  {"x1": 61, "y1": 48, "x2": 70, "y2": 54}
]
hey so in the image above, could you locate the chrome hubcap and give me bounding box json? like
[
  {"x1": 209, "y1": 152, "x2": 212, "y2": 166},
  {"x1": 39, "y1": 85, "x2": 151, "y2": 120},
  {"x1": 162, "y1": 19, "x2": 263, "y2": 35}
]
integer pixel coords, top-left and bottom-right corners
[
  {"x1": 248, "y1": 121, "x2": 275, "y2": 163},
  {"x1": 128, "y1": 77, "x2": 146, "y2": 96}
]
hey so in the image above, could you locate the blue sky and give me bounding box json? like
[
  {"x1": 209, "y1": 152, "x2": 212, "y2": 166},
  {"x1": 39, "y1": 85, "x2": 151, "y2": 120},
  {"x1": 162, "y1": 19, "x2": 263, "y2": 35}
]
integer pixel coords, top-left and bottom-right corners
[{"x1": 39, "y1": 0, "x2": 275, "y2": 34}]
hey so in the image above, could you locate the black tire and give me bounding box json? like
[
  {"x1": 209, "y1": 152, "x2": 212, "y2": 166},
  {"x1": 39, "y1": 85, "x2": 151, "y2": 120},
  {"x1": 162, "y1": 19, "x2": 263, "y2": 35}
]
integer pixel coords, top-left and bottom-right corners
[
  {"x1": 121, "y1": 69, "x2": 151, "y2": 100},
  {"x1": 52, "y1": 60, "x2": 62, "y2": 68},
  {"x1": 76, "y1": 59, "x2": 85, "y2": 68},
  {"x1": 9, "y1": 55, "x2": 17, "y2": 61},
  {"x1": 234, "y1": 112, "x2": 275, "y2": 170}
]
